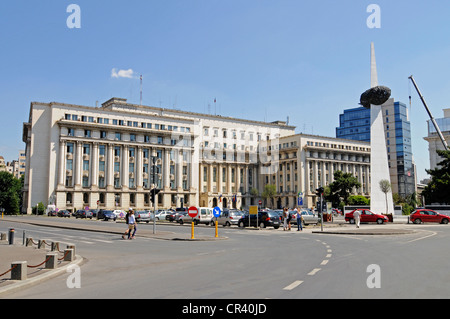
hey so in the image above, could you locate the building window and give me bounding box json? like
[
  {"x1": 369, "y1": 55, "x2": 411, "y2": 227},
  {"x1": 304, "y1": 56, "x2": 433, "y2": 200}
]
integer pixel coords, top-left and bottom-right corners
[
  {"x1": 67, "y1": 143, "x2": 74, "y2": 154},
  {"x1": 83, "y1": 144, "x2": 90, "y2": 155},
  {"x1": 82, "y1": 176, "x2": 89, "y2": 188},
  {"x1": 99, "y1": 145, "x2": 106, "y2": 156},
  {"x1": 83, "y1": 160, "x2": 89, "y2": 171}
]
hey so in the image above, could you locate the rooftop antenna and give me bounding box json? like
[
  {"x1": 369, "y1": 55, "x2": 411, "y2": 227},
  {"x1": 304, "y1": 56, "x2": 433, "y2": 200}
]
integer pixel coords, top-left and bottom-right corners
[{"x1": 140, "y1": 75, "x2": 143, "y2": 105}]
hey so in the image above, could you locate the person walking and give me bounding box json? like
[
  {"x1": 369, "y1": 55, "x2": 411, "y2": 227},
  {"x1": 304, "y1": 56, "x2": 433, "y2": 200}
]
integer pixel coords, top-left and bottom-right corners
[
  {"x1": 283, "y1": 207, "x2": 288, "y2": 231},
  {"x1": 287, "y1": 209, "x2": 292, "y2": 230},
  {"x1": 353, "y1": 209, "x2": 361, "y2": 228},
  {"x1": 127, "y1": 208, "x2": 136, "y2": 239},
  {"x1": 294, "y1": 207, "x2": 303, "y2": 231},
  {"x1": 122, "y1": 208, "x2": 136, "y2": 239}
]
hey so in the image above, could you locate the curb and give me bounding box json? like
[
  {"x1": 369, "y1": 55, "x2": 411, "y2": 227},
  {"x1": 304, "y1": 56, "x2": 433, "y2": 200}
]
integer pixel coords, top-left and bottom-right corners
[{"x1": 0, "y1": 254, "x2": 84, "y2": 297}]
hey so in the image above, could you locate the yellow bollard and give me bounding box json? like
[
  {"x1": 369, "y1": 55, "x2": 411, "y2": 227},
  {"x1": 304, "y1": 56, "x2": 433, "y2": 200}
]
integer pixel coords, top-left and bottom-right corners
[
  {"x1": 191, "y1": 221, "x2": 195, "y2": 239},
  {"x1": 215, "y1": 220, "x2": 218, "y2": 238}
]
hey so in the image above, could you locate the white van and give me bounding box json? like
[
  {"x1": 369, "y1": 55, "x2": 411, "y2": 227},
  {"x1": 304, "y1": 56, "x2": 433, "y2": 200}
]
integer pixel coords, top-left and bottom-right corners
[{"x1": 179, "y1": 207, "x2": 213, "y2": 225}]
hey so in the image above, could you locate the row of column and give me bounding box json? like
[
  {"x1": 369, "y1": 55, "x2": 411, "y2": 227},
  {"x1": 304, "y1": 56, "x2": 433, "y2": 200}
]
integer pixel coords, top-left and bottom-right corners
[
  {"x1": 58, "y1": 140, "x2": 191, "y2": 191},
  {"x1": 305, "y1": 159, "x2": 370, "y2": 194},
  {"x1": 200, "y1": 162, "x2": 258, "y2": 194}
]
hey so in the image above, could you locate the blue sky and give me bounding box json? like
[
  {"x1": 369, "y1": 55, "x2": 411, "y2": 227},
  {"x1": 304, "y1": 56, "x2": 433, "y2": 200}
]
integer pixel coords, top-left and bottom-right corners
[{"x1": 1, "y1": 0, "x2": 450, "y2": 182}]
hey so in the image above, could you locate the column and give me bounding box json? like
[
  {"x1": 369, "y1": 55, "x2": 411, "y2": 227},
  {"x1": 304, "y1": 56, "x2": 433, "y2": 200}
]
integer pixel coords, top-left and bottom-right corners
[
  {"x1": 136, "y1": 146, "x2": 143, "y2": 191},
  {"x1": 106, "y1": 144, "x2": 114, "y2": 191},
  {"x1": 58, "y1": 140, "x2": 66, "y2": 187},
  {"x1": 122, "y1": 144, "x2": 129, "y2": 190},
  {"x1": 177, "y1": 150, "x2": 183, "y2": 191},
  {"x1": 163, "y1": 148, "x2": 170, "y2": 190},
  {"x1": 74, "y1": 141, "x2": 82, "y2": 190},
  {"x1": 91, "y1": 142, "x2": 99, "y2": 190}
]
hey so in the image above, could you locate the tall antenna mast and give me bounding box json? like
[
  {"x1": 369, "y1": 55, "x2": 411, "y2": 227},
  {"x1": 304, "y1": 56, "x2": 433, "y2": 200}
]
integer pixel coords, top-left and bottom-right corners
[{"x1": 140, "y1": 75, "x2": 143, "y2": 106}]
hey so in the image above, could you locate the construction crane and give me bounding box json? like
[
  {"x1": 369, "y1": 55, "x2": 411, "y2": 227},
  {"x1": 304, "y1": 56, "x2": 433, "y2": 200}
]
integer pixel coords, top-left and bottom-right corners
[{"x1": 408, "y1": 75, "x2": 449, "y2": 151}]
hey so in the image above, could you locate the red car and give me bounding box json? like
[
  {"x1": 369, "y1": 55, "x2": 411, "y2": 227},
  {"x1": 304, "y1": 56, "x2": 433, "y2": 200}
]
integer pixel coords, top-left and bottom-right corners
[
  {"x1": 345, "y1": 209, "x2": 389, "y2": 224},
  {"x1": 409, "y1": 209, "x2": 450, "y2": 224}
]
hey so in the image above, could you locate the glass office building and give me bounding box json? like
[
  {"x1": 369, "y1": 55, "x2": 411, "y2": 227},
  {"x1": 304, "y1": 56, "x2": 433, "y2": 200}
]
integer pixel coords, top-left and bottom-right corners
[{"x1": 336, "y1": 101, "x2": 416, "y2": 198}]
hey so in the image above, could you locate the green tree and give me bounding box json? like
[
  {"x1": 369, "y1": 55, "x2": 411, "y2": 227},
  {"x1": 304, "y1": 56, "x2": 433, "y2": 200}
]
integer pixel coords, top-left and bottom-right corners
[
  {"x1": 325, "y1": 171, "x2": 361, "y2": 209},
  {"x1": 0, "y1": 171, "x2": 21, "y2": 215},
  {"x1": 422, "y1": 150, "x2": 450, "y2": 204},
  {"x1": 379, "y1": 179, "x2": 392, "y2": 214},
  {"x1": 262, "y1": 184, "x2": 277, "y2": 208},
  {"x1": 348, "y1": 195, "x2": 370, "y2": 206}
]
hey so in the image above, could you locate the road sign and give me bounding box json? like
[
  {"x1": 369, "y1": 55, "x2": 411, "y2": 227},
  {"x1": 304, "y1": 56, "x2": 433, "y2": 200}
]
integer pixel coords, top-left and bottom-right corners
[
  {"x1": 213, "y1": 206, "x2": 221, "y2": 217},
  {"x1": 188, "y1": 206, "x2": 198, "y2": 218},
  {"x1": 249, "y1": 206, "x2": 258, "y2": 215},
  {"x1": 258, "y1": 200, "x2": 262, "y2": 205}
]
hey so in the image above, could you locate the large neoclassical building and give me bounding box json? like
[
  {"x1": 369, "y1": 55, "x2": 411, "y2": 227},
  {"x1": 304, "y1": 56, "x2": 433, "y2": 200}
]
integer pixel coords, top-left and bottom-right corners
[{"x1": 22, "y1": 97, "x2": 371, "y2": 214}]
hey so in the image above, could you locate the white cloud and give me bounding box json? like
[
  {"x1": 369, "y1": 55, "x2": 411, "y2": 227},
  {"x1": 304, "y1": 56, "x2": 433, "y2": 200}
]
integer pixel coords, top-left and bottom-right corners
[{"x1": 111, "y1": 68, "x2": 134, "y2": 79}]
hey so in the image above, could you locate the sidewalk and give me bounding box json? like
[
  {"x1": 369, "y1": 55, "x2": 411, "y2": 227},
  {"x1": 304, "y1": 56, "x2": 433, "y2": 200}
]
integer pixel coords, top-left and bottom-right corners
[{"x1": 0, "y1": 240, "x2": 83, "y2": 296}]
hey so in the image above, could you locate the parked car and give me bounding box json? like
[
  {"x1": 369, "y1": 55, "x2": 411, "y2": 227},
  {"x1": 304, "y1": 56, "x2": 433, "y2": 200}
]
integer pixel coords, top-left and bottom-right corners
[
  {"x1": 345, "y1": 209, "x2": 388, "y2": 224},
  {"x1": 238, "y1": 211, "x2": 280, "y2": 229},
  {"x1": 175, "y1": 212, "x2": 187, "y2": 222},
  {"x1": 57, "y1": 210, "x2": 71, "y2": 218},
  {"x1": 155, "y1": 210, "x2": 172, "y2": 221},
  {"x1": 166, "y1": 212, "x2": 178, "y2": 222},
  {"x1": 75, "y1": 210, "x2": 93, "y2": 219},
  {"x1": 409, "y1": 209, "x2": 450, "y2": 224},
  {"x1": 212, "y1": 210, "x2": 244, "y2": 227},
  {"x1": 47, "y1": 210, "x2": 57, "y2": 217},
  {"x1": 178, "y1": 207, "x2": 213, "y2": 225},
  {"x1": 90, "y1": 209, "x2": 99, "y2": 218},
  {"x1": 113, "y1": 210, "x2": 126, "y2": 219},
  {"x1": 97, "y1": 210, "x2": 116, "y2": 221},
  {"x1": 288, "y1": 209, "x2": 319, "y2": 225},
  {"x1": 135, "y1": 210, "x2": 152, "y2": 223}
]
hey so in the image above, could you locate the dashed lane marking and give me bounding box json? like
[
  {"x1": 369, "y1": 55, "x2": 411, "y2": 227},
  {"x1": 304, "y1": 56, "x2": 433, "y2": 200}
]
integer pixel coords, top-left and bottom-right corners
[{"x1": 283, "y1": 281, "x2": 304, "y2": 290}]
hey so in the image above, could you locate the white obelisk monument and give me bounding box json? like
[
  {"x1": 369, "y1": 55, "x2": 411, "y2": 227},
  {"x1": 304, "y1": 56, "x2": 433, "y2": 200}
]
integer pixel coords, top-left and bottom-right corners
[{"x1": 369, "y1": 42, "x2": 394, "y2": 214}]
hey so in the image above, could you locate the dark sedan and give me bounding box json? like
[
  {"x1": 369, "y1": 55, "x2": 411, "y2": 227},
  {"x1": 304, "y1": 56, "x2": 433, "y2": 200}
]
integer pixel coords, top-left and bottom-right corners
[
  {"x1": 238, "y1": 211, "x2": 280, "y2": 229},
  {"x1": 97, "y1": 210, "x2": 116, "y2": 221},
  {"x1": 57, "y1": 210, "x2": 71, "y2": 218}
]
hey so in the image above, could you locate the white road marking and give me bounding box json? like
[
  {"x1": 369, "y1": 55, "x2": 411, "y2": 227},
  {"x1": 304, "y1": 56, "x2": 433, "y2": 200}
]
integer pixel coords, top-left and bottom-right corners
[
  {"x1": 403, "y1": 230, "x2": 437, "y2": 244},
  {"x1": 283, "y1": 281, "x2": 303, "y2": 290},
  {"x1": 308, "y1": 268, "x2": 321, "y2": 275}
]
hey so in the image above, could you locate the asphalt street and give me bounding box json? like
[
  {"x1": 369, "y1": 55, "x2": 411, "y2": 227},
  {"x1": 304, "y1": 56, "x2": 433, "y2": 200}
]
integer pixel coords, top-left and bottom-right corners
[{"x1": 1, "y1": 216, "x2": 449, "y2": 300}]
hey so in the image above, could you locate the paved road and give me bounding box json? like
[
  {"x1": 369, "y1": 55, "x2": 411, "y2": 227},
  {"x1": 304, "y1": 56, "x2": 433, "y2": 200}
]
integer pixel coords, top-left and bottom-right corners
[{"x1": 1, "y1": 216, "x2": 450, "y2": 300}]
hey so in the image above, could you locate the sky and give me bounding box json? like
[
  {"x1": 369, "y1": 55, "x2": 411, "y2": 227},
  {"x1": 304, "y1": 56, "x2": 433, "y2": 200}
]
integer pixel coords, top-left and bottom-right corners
[{"x1": 1, "y1": 0, "x2": 450, "y2": 183}]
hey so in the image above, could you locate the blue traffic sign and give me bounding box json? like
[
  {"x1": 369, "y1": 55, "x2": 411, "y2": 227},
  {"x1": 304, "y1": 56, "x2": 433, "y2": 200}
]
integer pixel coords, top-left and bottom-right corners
[{"x1": 213, "y1": 206, "x2": 221, "y2": 217}]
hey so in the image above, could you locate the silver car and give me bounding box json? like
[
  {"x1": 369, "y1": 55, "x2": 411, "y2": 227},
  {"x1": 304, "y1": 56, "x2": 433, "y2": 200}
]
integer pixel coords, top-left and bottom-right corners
[
  {"x1": 211, "y1": 210, "x2": 244, "y2": 227},
  {"x1": 289, "y1": 209, "x2": 319, "y2": 225},
  {"x1": 134, "y1": 210, "x2": 153, "y2": 223}
]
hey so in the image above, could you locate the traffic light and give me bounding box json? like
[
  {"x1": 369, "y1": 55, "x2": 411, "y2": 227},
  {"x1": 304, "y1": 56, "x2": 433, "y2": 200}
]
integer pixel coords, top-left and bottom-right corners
[
  {"x1": 315, "y1": 187, "x2": 324, "y2": 198},
  {"x1": 150, "y1": 188, "x2": 161, "y2": 204}
]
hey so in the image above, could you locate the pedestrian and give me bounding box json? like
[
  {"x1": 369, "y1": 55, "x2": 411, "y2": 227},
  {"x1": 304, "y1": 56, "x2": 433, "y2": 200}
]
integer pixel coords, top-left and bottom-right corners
[
  {"x1": 127, "y1": 208, "x2": 136, "y2": 239},
  {"x1": 353, "y1": 209, "x2": 361, "y2": 228},
  {"x1": 294, "y1": 207, "x2": 303, "y2": 231},
  {"x1": 283, "y1": 207, "x2": 288, "y2": 231},
  {"x1": 122, "y1": 210, "x2": 130, "y2": 239},
  {"x1": 287, "y1": 208, "x2": 292, "y2": 230},
  {"x1": 122, "y1": 208, "x2": 136, "y2": 239}
]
